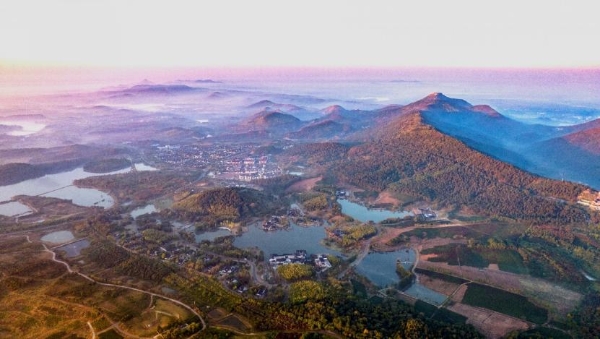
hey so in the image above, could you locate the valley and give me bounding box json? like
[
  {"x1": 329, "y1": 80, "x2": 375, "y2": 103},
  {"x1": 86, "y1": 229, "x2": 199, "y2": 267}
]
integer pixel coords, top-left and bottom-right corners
[{"x1": 1, "y1": 79, "x2": 600, "y2": 339}]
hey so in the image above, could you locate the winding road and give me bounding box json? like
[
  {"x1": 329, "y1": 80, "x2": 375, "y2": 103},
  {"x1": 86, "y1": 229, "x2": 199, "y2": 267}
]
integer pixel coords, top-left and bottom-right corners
[{"x1": 43, "y1": 244, "x2": 206, "y2": 337}]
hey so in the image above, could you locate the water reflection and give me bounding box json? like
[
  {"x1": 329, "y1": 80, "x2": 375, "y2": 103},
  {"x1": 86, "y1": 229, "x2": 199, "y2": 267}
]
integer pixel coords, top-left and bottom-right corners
[
  {"x1": 356, "y1": 250, "x2": 416, "y2": 287},
  {"x1": 0, "y1": 201, "x2": 32, "y2": 216},
  {"x1": 131, "y1": 204, "x2": 157, "y2": 218},
  {"x1": 41, "y1": 230, "x2": 75, "y2": 244},
  {"x1": 0, "y1": 163, "x2": 156, "y2": 216},
  {"x1": 234, "y1": 223, "x2": 341, "y2": 260},
  {"x1": 56, "y1": 239, "x2": 90, "y2": 257},
  {"x1": 338, "y1": 199, "x2": 411, "y2": 223}
]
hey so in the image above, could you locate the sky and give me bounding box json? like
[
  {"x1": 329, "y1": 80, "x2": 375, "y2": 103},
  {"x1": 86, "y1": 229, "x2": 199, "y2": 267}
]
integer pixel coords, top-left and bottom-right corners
[{"x1": 1, "y1": 0, "x2": 599, "y2": 69}]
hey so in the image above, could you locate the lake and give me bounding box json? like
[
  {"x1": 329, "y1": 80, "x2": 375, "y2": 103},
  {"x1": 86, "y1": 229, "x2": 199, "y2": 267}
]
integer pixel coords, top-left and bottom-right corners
[
  {"x1": 234, "y1": 223, "x2": 342, "y2": 260},
  {"x1": 0, "y1": 163, "x2": 156, "y2": 216},
  {"x1": 338, "y1": 199, "x2": 411, "y2": 223}
]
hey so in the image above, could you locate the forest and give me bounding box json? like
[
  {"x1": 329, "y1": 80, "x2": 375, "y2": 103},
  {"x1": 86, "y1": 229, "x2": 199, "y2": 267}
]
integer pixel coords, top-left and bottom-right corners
[
  {"x1": 321, "y1": 115, "x2": 596, "y2": 225},
  {"x1": 169, "y1": 187, "x2": 275, "y2": 229}
]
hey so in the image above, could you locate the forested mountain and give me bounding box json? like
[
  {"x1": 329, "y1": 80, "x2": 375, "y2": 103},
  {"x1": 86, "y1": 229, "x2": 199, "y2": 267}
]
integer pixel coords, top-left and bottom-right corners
[
  {"x1": 314, "y1": 94, "x2": 597, "y2": 224},
  {"x1": 368, "y1": 93, "x2": 600, "y2": 190}
]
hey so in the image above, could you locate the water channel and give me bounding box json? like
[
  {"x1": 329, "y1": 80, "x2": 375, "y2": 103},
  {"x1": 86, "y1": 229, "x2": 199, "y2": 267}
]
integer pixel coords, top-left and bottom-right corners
[{"x1": 340, "y1": 199, "x2": 447, "y2": 305}]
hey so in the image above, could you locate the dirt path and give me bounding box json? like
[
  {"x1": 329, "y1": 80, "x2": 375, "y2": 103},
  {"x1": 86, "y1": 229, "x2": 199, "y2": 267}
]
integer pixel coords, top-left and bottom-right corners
[
  {"x1": 43, "y1": 245, "x2": 207, "y2": 337},
  {"x1": 87, "y1": 321, "x2": 96, "y2": 339}
]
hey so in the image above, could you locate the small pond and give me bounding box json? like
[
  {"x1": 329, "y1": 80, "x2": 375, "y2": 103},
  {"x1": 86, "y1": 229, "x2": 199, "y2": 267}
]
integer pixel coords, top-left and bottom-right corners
[
  {"x1": 131, "y1": 204, "x2": 157, "y2": 218},
  {"x1": 234, "y1": 223, "x2": 342, "y2": 260},
  {"x1": 41, "y1": 230, "x2": 75, "y2": 244},
  {"x1": 56, "y1": 239, "x2": 90, "y2": 257},
  {"x1": 195, "y1": 228, "x2": 232, "y2": 242},
  {"x1": 0, "y1": 201, "x2": 32, "y2": 217},
  {"x1": 338, "y1": 199, "x2": 411, "y2": 223}
]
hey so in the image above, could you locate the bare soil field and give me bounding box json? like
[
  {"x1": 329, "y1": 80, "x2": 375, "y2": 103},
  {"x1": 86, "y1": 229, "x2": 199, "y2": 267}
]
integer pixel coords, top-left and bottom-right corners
[
  {"x1": 370, "y1": 226, "x2": 415, "y2": 251},
  {"x1": 419, "y1": 236, "x2": 466, "y2": 250},
  {"x1": 448, "y1": 302, "x2": 530, "y2": 339},
  {"x1": 487, "y1": 263, "x2": 500, "y2": 271},
  {"x1": 417, "y1": 259, "x2": 581, "y2": 317},
  {"x1": 373, "y1": 191, "x2": 400, "y2": 207},
  {"x1": 450, "y1": 283, "x2": 469, "y2": 302},
  {"x1": 214, "y1": 314, "x2": 253, "y2": 333},
  {"x1": 418, "y1": 274, "x2": 462, "y2": 296},
  {"x1": 286, "y1": 176, "x2": 322, "y2": 193}
]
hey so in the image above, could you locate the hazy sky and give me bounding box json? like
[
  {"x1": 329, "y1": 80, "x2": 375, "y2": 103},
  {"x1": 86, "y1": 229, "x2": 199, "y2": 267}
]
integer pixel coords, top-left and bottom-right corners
[{"x1": 1, "y1": 0, "x2": 599, "y2": 69}]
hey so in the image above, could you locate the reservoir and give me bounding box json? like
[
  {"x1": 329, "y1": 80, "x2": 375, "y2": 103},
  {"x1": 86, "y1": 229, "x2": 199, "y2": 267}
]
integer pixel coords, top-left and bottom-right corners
[
  {"x1": 0, "y1": 164, "x2": 156, "y2": 216},
  {"x1": 338, "y1": 199, "x2": 411, "y2": 223}
]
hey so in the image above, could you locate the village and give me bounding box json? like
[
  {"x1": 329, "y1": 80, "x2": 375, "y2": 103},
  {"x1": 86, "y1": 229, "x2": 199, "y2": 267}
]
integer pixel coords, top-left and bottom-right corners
[{"x1": 148, "y1": 142, "x2": 284, "y2": 181}]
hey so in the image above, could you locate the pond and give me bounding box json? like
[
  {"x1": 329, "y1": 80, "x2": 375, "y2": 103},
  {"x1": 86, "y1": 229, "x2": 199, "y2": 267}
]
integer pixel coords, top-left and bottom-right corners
[
  {"x1": 195, "y1": 228, "x2": 232, "y2": 242},
  {"x1": 41, "y1": 230, "x2": 75, "y2": 244},
  {"x1": 56, "y1": 239, "x2": 90, "y2": 257},
  {"x1": 404, "y1": 283, "x2": 448, "y2": 306},
  {"x1": 338, "y1": 199, "x2": 411, "y2": 223},
  {"x1": 234, "y1": 223, "x2": 342, "y2": 260},
  {"x1": 131, "y1": 204, "x2": 157, "y2": 218},
  {"x1": 0, "y1": 201, "x2": 32, "y2": 217},
  {"x1": 355, "y1": 249, "x2": 416, "y2": 287},
  {"x1": 355, "y1": 248, "x2": 448, "y2": 306},
  {"x1": 0, "y1": 163, "x2": 155, "y2": 216}
]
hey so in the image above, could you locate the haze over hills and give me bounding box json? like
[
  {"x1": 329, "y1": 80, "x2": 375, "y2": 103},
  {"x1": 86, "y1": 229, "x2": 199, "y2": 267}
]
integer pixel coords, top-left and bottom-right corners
[
  {"x1": 383, "y1": 93, "x2": 600, "y2": 189},
  {"x1": 2, "y1": 74, "x2": 600, "y2": 338}
]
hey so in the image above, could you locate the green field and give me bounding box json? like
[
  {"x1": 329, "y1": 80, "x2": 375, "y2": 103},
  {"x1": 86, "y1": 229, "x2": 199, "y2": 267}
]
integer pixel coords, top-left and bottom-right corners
[
  {"x1": 414, "y1": 300, "x2": 468, "y2": 324},
  {"x1": 421, "y1": 244, "x2": 488, "y2": 268},
  {"x1": 414, "y1": 268, "x2": 468, "y2": 284},
  {"x1": 404, "y1": 226, "x2": 480, "y2": 239},
  {"x1": 462, "y1": 283, "x2": 548, "y2": 324},
  {"x1": 479, "y1": 249, "x2": 528, "y2": 274},
  {"x1": 516, "y1": 327, "x2": 571, "y2": 339}
]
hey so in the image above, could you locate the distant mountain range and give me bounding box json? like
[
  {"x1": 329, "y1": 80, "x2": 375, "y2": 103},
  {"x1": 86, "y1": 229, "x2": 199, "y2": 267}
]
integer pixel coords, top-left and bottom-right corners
[
  {"x1": 225, "y1": 93, "x2": 600, "y2": 189},
  {"x1": 88, "y1": 83, "x2": 600, "y2": 189}
]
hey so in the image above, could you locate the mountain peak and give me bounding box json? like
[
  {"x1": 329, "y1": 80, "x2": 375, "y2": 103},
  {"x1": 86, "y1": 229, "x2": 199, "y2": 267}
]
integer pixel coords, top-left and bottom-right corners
[
  {"x1": 413, "y1": 92, "x2": 471, "y2": 110},
  {"x1": 322, "y1": 105, "x2": 347, "y2": 115},
  {"x1": 427, "y1": 92, "x2": 449, "y2": 100}
]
